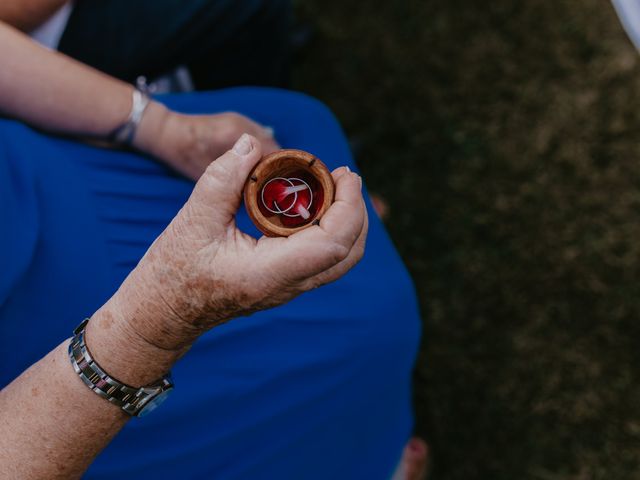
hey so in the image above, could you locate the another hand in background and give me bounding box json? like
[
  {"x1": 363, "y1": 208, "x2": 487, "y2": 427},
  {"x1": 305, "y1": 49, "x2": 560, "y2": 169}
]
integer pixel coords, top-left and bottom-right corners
[{"x1": 137, "y1": 107, "x2": 280, "y2": 181}]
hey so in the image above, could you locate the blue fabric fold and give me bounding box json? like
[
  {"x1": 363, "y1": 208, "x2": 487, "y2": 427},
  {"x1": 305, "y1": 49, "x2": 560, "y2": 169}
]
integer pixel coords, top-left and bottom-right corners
[{"x1": 0, "y1": 123, "x2": 39, "y2": 306}]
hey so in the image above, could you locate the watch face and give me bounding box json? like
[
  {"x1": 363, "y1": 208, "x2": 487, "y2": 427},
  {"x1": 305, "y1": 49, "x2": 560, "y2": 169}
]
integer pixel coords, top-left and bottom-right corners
[{"x1": 138, "y1": 388, "x2": 173, "y2": 417}]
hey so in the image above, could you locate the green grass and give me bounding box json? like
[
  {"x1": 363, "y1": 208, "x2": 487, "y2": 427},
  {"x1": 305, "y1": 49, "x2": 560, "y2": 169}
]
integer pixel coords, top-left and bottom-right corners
[{"x1": 293, "y1": 1, "x2": 640, "y2": 478}]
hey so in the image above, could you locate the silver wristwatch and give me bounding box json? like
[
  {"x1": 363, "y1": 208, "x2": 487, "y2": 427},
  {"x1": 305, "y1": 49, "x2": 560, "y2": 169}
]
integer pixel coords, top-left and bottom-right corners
[{"x1": 68, "y1": 318, "x2": 174, "y2": 417}]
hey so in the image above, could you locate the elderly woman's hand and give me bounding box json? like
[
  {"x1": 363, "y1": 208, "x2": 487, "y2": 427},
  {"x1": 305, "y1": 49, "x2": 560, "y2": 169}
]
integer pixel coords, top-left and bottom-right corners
[
  {"x1": 98, "y1": 133, "x2": 367, "y2": 353},
  {"x1": 136, "y1": 106, "x2": 280, "y2": 181}
]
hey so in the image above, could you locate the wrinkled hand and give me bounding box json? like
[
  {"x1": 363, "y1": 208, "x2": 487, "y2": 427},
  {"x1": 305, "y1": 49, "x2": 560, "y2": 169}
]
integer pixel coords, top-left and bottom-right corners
[
  {"x1": 111, "y1": 134, "x2": 368, "y2": 351},
  {"x1": 138, "y1": 108, "x2": 280, "y2": 181}
]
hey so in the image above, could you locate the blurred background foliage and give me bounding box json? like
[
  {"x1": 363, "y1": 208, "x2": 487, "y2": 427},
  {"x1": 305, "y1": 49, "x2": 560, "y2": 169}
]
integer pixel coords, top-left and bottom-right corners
[{"x1": 294, "y1": 1, "x2": 640, "y2": 478}]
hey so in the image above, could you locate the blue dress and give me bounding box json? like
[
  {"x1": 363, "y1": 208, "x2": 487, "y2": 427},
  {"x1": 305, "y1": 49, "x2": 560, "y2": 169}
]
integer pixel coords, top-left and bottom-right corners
[{"x1": 0, "y1": 88, "x2": 421, "y2": 479}]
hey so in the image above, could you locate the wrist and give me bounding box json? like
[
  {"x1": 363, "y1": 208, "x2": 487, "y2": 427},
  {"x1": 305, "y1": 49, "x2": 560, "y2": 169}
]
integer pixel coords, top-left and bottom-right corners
[
  {"x1": 133, "y1": 106, "x2": 198, "y2": 176},
  {"x1": 84, "y1": 285, "x2": 194, "y2": 387},
  {"x1": 131, "y1": 100, "x2": 172, "y2": 158}
]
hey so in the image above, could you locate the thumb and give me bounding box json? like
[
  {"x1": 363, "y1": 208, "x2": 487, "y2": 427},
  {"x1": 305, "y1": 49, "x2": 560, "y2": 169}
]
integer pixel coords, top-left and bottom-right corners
[{"x1": 188, "y1": 134, "x2": 263, "y2": 228}]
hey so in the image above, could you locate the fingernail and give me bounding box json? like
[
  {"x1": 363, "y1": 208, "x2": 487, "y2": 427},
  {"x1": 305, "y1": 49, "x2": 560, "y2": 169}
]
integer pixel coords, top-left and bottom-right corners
[
  {"x1": 345, "y1": 166, "x2": 351, "y2": 173},
  {"x1": 263, "y1": 126, "x2": 275, "y2": 138},
  {"x1": 233, "y1": 133, "x2": 253, "y2": 156}
]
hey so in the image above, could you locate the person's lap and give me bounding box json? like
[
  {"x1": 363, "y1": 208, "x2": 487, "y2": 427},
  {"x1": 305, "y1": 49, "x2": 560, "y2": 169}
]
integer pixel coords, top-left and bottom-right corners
[{"x1": 0, "y1": 87, "x2": 420, "y2": 478}]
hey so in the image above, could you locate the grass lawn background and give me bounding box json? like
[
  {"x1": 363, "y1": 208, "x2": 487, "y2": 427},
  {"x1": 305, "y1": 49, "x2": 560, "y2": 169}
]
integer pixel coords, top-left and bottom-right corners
[{"x1": 294, "y1": 1, "x2": 640, "y2": 478}]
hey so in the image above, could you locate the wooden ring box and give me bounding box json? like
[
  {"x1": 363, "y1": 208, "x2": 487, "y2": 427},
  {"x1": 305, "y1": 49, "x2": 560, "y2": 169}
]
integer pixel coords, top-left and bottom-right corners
[{"x1": 243, "y1": 149, "x2": 335, "y2": 237}]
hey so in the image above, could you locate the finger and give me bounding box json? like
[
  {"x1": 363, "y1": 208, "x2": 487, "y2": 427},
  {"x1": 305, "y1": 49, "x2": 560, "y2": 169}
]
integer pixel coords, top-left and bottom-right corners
[
  {"x1": 252, "y1": 124, "x2": 280, "y2": 154},
  {"x1": 260, "y1": 136, "x2": 280, "y2": 156},
  {"x1": 313, "y1": 167, "x2": 366, "y2": 252},
  {"x1": 331, "y1": 165, "x2": 351, "y2": 181},
  {"x1": 301, "y1": 202, "x2": 368, "y2": 290},
  {"x1": 188, "y1": 133, "x2": 262, "y2": 228},
  {"x1": 240, "y1": 118, "x2": 279, "y2": 146},
  {"x1": 262, "y1": 125, "x2": 275, "y2": 138}
]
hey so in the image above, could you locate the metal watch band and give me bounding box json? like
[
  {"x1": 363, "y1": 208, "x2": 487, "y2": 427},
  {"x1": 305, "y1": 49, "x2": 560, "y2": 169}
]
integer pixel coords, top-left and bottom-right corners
[
  {"x1": 109, "y1": 77, "x2": 152, "y2": 146},
  {"x1": 68, "y1": 318, "x2": 173, "y2": 416}
]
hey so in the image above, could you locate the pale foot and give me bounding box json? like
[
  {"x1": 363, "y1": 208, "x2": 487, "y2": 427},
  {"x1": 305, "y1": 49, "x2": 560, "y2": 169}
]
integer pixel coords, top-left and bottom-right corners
[
  {"x1": 392, "y1": 437, "x2": 429, "y2": 480},
  {"x1": 370, "y1": 193, "x2": 390, "y2": 220}
]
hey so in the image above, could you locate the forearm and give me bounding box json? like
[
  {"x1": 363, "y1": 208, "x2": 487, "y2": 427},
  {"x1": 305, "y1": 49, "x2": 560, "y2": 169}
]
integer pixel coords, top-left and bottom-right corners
[
  {"x1": 0, "y1": 0, "x2": 68, "y2": 32},
  {"x1": 0, "y1": 340, "x2": 127, "y2": 479},
  {"x1": 0, "y1": 21, "x2": 169, "y2": 150},
  {"x1": 0, "y1": 21, "x2": 280, "y2": 179},
  {"x1": 0, "y1": 296, "x2": 187, "y2": 479}
]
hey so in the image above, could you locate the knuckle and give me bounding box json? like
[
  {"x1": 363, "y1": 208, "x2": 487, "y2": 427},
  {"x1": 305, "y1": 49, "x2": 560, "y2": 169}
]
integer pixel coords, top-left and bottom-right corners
[
  {"x1": 205, "y1": 157, "x2": 233, "y2": 181},
  {"x1": 197, "y1": 163, "x2": 232, "y2": 197},
  {"x1": 220, "y1": 125, "x2": 239, "y2": 142},
  {"x1": 215, "y1": 113, "x2": 244, "y2": 139},
  {"x1": 326, "y1": 241, "x2": 350, "y2": 264},
  {"x1": 300, "y1": 276, "x2": 323, "y2": 292},
  {"x1": 353, "y1": 244, "x2": 365, "y2": 263},
  {"x1": 307, "y1": 278, "x2": 324, "y2": 291},
  {"x1": 227, "y1": 112, "x2": 247, "y2": 129}
]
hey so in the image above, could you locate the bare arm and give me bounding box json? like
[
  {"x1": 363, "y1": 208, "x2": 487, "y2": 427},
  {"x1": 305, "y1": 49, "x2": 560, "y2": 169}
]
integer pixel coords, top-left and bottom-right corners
[
  {"x1": 0, "y1": 305, "x2": 183, "y2": 479},
  {"x1": 0, "y1": 21, "x2": 168, "y2": 154},
  {"x1": 0, "y1": 21, "x2": 278, "y2": 180},
  {"x1": 0, "y1": 0, "x2": 68, "y2": 32}
]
